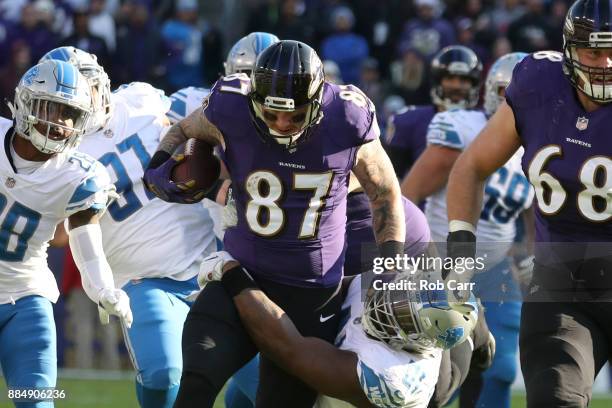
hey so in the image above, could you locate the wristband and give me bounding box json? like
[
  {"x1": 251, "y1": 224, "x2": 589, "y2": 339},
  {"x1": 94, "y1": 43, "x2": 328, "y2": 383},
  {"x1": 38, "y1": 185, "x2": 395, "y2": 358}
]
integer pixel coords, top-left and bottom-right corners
[
  {"x1": 445, "y1": 230, "x2": 477, "y2": 279},
  {"x1": 221, "y1": 265, "x2": 258, "y2": 297},
  {"x1": 147, "y1": 151, "x2": 172, "y2": 170},
  {"x1": 379, "y1": 240, "x2": 405, "y2": 260}
]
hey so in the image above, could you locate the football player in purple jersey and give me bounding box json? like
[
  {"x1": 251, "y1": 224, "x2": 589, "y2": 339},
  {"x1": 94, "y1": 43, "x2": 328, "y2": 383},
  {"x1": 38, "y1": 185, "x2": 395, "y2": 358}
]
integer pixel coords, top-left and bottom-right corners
[
  {"x1": 144, "y1": 40, "x2": 405, "y2": 407},
  {"x1": 446, "y1": 0, "x2": 612, "y2": 406},
  {"x1": 384, "y1": 46, "x2": 482, "y2": 181}
]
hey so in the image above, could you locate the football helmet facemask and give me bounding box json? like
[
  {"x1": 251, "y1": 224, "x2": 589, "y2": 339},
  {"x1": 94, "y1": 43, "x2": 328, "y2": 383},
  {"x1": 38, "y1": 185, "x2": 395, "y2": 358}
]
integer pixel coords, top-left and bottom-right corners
[
  {"x1": 431, "y1": 45, "x2": 483, "y2": 110},
  {"x1": 13, "y1": 60, "x2": 93, "y2": 154}
]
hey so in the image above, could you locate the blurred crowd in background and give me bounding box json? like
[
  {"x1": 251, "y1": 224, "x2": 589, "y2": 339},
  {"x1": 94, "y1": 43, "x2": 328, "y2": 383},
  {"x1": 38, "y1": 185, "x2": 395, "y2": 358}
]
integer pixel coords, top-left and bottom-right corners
[
  {"x1": 0, "y1": 0, "x2": 570, "y2": 129},
  {"x1": 0, "y1": 0, "x2": 570, "y2": 370}
]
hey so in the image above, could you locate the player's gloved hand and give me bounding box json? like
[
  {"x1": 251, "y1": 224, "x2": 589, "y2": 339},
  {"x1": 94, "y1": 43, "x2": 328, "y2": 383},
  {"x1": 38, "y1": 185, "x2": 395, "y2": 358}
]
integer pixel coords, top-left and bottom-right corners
[
  {"x1": 511, "y1": 253, "x2": 535, "y2": 287},
  {"x1": 143, "y1": 151, "x2": 191, "y2": 203},
  {"x1": 445, "y1": 223, "x2": 477, "y2": 304},
  {"x1": 198, "y1": 251, "x2": 238, "y2": 288},
  {"x1": 222, "y1": 187, "x2": 238, "y2": 229},
  {"x1": 98, "y1": 288, "x2": 133, "y2": 329}
]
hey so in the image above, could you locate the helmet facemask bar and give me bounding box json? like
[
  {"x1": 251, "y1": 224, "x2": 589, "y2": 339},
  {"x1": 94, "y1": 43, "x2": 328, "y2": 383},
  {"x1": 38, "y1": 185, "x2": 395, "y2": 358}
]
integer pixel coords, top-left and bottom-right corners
[
  {"x1": 22, "y1": 97, "x2": 90, "y2": 154},
  {"x1": 564, "y1": 37, "x2": 612, "y2": 103},
  {"x1": 431, "y1": 76, "x2": 480, "y2": 110},
  {"x1": 362, "y1": 282, "x2": 437, "y2": 354},
  {"x1": 248, "y1": 84, "x2": 324, "y2": 148},
  {"x1": 81, "y1": 68, "x2": 112, "y2": 132}
]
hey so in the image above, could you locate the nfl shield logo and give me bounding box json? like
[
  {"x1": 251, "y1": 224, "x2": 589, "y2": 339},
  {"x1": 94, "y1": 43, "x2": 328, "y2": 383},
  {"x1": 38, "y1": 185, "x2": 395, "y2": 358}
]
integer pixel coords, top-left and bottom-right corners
[
  {"x1": 576, "y1": 116, "x2": 589, "y2": 131},
  {"x1": 104, "y1": 129, "x2": 114, "y2": 138},
  {"x1": 5, "y1": 177, "x2": 15, "y2": 188}
]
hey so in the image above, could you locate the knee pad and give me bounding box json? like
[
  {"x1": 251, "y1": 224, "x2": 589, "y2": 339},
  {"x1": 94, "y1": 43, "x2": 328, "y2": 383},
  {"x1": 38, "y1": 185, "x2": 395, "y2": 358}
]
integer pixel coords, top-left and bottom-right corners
[
  {"x1": 483, "y1": 353, "x2": 517, "y2": 385},
  {"x1": 141, "y1": 367, "x2": 182, "y2": 390}
]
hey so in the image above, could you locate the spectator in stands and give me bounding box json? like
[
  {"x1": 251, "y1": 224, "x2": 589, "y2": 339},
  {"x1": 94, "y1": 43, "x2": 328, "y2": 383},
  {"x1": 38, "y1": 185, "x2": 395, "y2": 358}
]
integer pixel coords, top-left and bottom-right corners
[
  {"x1": 321, "y1": 5, "x2": 369, "y2": 85},
  {"x1": 507, "y1": 0, "x2": 555, "y2": 52},
  {"x1": 398, "y1": 0, "x2": 455, "y2": 60},
  {"x1": 390, "y1": 44, "x2": 431, "y2": 105},
  {"x1": 161, "y1": 0, "x2": 204, "y2": 92},
  {"x1": 62, "y1": 8, "x2": 111, "y2": 70},
  {"x1": 9, "y1": 1, "x2": 58, "y2": 63},
  {"x1": 88, "y1": 0, "x2": 116, "y2": 53},
  {"x1": 0, "y1": 40, "x2": 31, "y2": 118},
  {"x1": 114, "y1": 0, "x2": 166, "y2": 88}
]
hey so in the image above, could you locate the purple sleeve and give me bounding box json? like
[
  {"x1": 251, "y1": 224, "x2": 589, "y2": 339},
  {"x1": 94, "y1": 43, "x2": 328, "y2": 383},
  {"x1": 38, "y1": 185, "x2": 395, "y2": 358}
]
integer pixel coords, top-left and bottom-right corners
[
  {"x1": 402, "y1": 197, "x2": 431, "y2": 257},
  {"x1": 338, "y1": 84, "x2": 380, "y2": 146}
]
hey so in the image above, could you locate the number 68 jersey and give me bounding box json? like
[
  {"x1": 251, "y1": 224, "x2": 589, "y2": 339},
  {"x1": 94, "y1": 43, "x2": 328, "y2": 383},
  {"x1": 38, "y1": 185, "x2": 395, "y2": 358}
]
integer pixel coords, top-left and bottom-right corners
[
  {"x1": 204, "y1": 75, "x2": 379, "y2": 288},
  {"x1": 505, "y1": 51, "x2": 612, "y2": 243},
  {"x1": 0, "y1": 117, "x2": 113, "y2": 304}
]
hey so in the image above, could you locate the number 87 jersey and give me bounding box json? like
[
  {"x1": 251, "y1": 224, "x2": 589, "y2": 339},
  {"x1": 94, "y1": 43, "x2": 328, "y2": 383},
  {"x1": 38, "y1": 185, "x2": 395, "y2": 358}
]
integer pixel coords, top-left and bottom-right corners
[
  {"x1": 506, "y1": 51, "x2": 612, "y2": 243},
  {"x1": 205, "y1": 75, "x2": 379, "y2": 288}
]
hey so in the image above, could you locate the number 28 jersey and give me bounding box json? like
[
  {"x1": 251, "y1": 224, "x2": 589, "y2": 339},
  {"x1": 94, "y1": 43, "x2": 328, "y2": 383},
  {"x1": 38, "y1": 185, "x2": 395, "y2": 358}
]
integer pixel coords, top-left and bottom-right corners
[
  {"x1": 204, "y1": 75, "x2": 378, "y2": 287},
  {"x1": 506, "y1": 52, "x2": 612, "y2": 242},
  {"x1": 0, "y1": 118, "x2": 113, "y2": 304}
]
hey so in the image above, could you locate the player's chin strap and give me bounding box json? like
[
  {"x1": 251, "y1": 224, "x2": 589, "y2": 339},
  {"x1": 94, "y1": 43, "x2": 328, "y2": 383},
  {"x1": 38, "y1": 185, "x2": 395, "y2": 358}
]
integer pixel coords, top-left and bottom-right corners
[{"x1": 68, "y1": 223, "x2": 133, "y2": 328}]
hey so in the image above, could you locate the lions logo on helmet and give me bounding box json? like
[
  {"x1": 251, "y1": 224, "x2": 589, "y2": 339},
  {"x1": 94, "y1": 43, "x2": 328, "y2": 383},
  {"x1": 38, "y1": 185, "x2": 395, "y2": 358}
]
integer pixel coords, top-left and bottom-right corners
[{"x1": 12, "y1": 60, "x2": 93, "y2": 154}]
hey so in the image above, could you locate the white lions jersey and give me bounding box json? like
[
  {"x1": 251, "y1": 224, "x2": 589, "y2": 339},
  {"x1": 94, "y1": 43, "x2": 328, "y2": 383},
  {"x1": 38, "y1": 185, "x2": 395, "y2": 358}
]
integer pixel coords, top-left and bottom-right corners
[
  {"x1": 168, "y1": 86, "x2": 210, "y2": 124},
  {"x1": 0, "y1": 117, "x2": 113, "y2": 304},
  {"x1": 77, "y1": 82, "x2": 216, "y2": 288},
  {"x1": 425, "y1": 110, "x2": 534, "y2": 265},
  {"x1": 318, "y1": 275, "x2": 441, "y2": 408}
]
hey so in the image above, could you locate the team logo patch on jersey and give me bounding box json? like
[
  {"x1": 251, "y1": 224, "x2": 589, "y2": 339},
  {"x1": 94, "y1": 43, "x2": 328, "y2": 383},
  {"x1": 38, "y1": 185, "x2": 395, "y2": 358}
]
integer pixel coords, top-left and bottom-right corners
[
  {"x1": 5, "y1": 177, "x2": 15, "y2": 188},
  {"x1": 104, "y1": 129, "x2": 114, "y2": 138},
  {"x1": 576, "y1": 116, "x2": 589, "y2": 131}
]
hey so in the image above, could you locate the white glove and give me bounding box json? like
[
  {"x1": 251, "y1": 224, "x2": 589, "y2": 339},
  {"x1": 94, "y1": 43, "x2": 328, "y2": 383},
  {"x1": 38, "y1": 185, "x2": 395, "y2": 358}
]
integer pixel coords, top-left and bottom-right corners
[
  {"x1": 222, "y1": 189, "x2": 238, "y2": 229},
  {"x1": 198, "y1": 251, "x2": 238, "y2": 288},
  {"x1": 511, "y1": 254, "x2": 535, "y2": 286},
  {"x1": 98, "y1": 288, "x2": 133, "y2": 329}
]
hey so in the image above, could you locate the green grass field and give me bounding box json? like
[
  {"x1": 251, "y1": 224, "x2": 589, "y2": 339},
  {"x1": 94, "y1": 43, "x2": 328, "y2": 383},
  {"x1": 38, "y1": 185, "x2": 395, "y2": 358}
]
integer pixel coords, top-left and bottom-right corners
[{"x1": 1, "y1": 377, "x2": 612, "y2": 407}]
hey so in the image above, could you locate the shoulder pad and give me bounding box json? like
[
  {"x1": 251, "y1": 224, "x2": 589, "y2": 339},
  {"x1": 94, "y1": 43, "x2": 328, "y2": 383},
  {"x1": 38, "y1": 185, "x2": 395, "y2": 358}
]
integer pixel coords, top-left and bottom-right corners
[
  {"x1": 168, "y1": 86, "x2": 211, "y2": 123},
  {"x1": 505, "y1": 51, "x2": 564, "y2": 110},
  {"x1": 113, "y1": 82, "x2": 171, "y2": 115},
  {"x1": 426, "y1": 111, "x2": 464, "y2": 149},
  {"x1": 357, "y1": 361, "x2": 413, "y2": 408},
  {"x1": 204, "y1": 74, "x2": 251, "y2": 128},
  {"x1": 327, "y1": 83, "x2": 378, "y2": 145},
  {"x1": 66, "y1": 153, "x2": 114, "y2": 216}
]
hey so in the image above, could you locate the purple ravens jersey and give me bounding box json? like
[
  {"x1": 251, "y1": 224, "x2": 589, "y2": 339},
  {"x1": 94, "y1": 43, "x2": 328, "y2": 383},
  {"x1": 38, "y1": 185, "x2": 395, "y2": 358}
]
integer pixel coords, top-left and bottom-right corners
[
  {"x1": 505, "y1": 51, "x2": 612, "y2": 243},
  {"x1": 344, "y1": 192, "x2": 431, "y2": 276},
  {"x1": 383, "y1": 105, "x2": 437, "y2": 179},
  {"x1": 204, "y1": 75, "x2": 378, "y2": 287}
]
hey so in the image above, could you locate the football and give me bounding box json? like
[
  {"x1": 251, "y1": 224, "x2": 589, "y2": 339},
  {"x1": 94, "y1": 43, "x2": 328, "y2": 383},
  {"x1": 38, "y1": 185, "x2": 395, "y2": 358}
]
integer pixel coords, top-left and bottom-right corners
[{"x1": 171, "y1": 138, "x2": 221, "y2": 202}]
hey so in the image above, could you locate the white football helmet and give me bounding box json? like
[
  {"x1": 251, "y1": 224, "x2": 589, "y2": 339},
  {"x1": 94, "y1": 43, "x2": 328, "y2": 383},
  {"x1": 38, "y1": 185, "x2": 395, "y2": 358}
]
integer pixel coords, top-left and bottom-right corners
[
  {"x1": 40, "y1": 46, "x2": 112, "y2": 132},
  {"x1": 484, "y1": 52, "x2": 528, "y2": 116},
  {"x1": 224, "y1": 32, "x2": 280, "y2": 76},
  {"x1": 13, "y1": 60, "x2": 93, "y2": 154},
  {"x1": 362, "y1": 272, "x2": 478, "y2": 353}
]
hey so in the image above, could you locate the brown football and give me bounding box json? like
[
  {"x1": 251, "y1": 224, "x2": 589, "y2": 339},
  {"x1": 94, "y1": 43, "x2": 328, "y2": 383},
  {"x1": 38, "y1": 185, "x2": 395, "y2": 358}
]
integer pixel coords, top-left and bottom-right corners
[{"x1": 171, "y1": 138, "x2": 221, "y2": 201}]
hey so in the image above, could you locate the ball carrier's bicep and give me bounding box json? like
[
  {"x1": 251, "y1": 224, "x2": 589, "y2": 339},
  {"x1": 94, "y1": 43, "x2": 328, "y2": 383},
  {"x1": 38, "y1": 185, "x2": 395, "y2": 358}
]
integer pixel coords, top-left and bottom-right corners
[
  {"x1": 446, "y1": 101, "x2": 522, "y2": 227},
  {"x1": 157, "y1": 108, "x2": 225, "y2": 155}
]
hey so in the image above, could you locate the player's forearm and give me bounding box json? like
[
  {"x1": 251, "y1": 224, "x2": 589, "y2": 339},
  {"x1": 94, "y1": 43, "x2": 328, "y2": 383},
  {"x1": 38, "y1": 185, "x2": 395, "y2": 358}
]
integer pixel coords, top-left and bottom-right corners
[
  {"x1": 446, "y1": 152, "x2": 485, "y2": 227},
  {"x1": 354, "y1": 140, "x2": 406, "y2": 243},
  {"x1": 157, "y1": 109, "x2": 223, "y2": 155}
]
